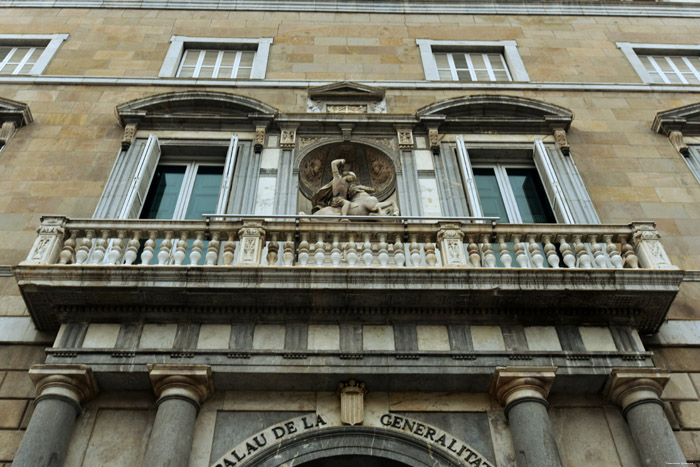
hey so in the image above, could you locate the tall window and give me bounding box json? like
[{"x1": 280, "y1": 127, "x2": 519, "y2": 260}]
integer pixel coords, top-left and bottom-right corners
[
  {"x1": 0, "y1": 46, "x2": 44, "y2": 75},
  {"x1": 434, "y1": 52, "x2": 512, "y2": 82},
  {"x1": 641, "y1": 55, "x2": 700, "y2": 84},
  {"x1": 176, "y1": 49, "x2": 256, "y2": 79},
  {"x1": 0, "y1": 34, "x2": 68, "y2": 75}
]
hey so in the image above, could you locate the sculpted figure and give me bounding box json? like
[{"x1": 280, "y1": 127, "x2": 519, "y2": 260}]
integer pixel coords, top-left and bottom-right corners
[{"x1": 309, "y1": 158, "x2": 399, "y2": 218}]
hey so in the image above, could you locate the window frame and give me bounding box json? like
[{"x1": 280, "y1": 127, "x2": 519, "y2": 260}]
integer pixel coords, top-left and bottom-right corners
[
  {"x1": 0, "y1": 34, "x2": 68, "y2": 75},
  {"x1": 416, "y1": 39, "x2": 530, "y2": 82},
  {"x1": 159, "y1": 36, "x2": 273, "y2": 79},
  {"x1": 617, "y1": 42, "x2": 700, "y2": 84}
]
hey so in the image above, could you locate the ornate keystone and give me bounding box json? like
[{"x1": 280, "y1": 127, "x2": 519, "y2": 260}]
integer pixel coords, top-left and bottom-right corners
[
  {"x1": 29, "y1": 364, "x2": 99, "y2": 411},
  {"x1": 491, "y1": 366, "x2": 556, "y2": 415},
  {"x1": 553, "y1": 129, "x2": 570, "y2": 155},
  {"x1": 437, "y1": 223, "x2": 466, "y2": 266},
  {"x1": 630, "y1": 222, "x2": 677, "y2": 270},
  {"x1": 280, "y1": 126, "x2": 297, "y2": 149},
  {"x1": 237, "y1": 222, "x2": 266, "y2": 265},
  {"x1": 604, "y1": 368, "x2": 669, "y2": 415},
  {"x1": 121, "y1": 123, "x2": 138, "y2": 150},
  {"x1": 337, "y1": 379, "x2": 367, "y2": 426},
  {"x1": 148, "y1": 364, "x2": 214, "y2": 410},
  {"x1": 339, "y1": 123, "x2": 354, "y2": 141}
]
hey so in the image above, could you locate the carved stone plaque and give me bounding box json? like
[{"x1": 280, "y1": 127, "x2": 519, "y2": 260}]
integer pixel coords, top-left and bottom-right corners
[{"x1": 338, "y1": 379, "x2": 367, "y2": 426}]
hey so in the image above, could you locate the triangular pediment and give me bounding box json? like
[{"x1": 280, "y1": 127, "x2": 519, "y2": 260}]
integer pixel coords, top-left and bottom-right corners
[
  {"x1": 308, "y1": 81, "x2": 385, "y2": 100},
  {"x1": 0, "y1": 97, "x2": 32, "y2": 126},
  {"x1": 653, "y1": 102, "x2": 700, "y2": 135},
  {"x1": 116, "y1": 91, "x2": 277, "y2": 129},
  {"x1": 417, "y1": 94, "x2": 573, "y2": 134}
]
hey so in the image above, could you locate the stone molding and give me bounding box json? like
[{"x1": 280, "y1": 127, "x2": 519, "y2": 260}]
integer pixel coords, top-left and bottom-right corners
[
  {"x1": 490, "y1": 366, "x2": 556, "y2": 409},
  {"x1": 603, "y1": 368, "x2": 670, "y2": 414},
  {"x1": 29, "y1": 364, "x2": 99, "y2": 409},
  {"x1": 148, "y1": 364, "x2": 214, "y2": 408}
]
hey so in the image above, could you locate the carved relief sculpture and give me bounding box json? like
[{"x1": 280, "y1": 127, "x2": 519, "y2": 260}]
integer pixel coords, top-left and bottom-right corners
[{"x1": 337, "y1": 379, "x2": 367, "y2": 426}]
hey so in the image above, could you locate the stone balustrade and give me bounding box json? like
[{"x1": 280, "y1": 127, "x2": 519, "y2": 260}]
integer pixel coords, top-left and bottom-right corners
[{"x1": 21, "y1": 215, "x2": 677, "y2": 271}]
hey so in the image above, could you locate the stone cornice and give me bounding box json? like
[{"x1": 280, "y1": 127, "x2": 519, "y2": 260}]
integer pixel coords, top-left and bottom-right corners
[
  {"x1": 2, "y1": 0, "x2": 700, "y2": 18},
  {"x1": 29, "y1": 364, "x2": 99, "y2": 407}
]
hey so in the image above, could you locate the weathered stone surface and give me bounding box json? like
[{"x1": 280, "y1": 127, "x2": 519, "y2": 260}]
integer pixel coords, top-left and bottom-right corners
[
  {"x1": 415, "y1": 325, "x2": 450, "y2": 351},
  {"x1": 471, "y1": 326, "x2": 505, "y2": 351},
  {"x1": 82, "y1": 323, "x2": 120, "y2": 349},
  {"x1": 653, "y1": 348, "x2": 700, "y2": 372},
  {"x1": 139, "y1": 324, "x2": 177, "y2": 349},
  {"x1": 362, "y1": 325, "x2": 394, "y2": 351},
  {"x1": 307, "y1": 325, "x2": 339, "y2": 350},
  {"x1": 674, "y1": 401, "x2": 700, "y2": 429},
  {"x1": 189, "y1": 410, "x2": 216, "y2": 467},
  {"x1": 579, "y1": 327, "x2": 617, "y2": 351},
  {"x1": 388, "y1": 392, "x2": 490, "y2": 412},
  {"x1": 0, "y1": 371, "x2": 35, "y2": 398},
  {"x1": 223, "y1": 392, "x2": 316, "y2": 411},
  {"x1": 0, "y1": 400, "x2": 26, "y2": 429},
  {"x1": 602, "y1": 406, "x2": 642, "y2": 467},
  {"x1": 197, "y1": 324, "x2": 231, "y2": 350},
  {"x1": 488, "y1": 410, "x2": 515, "y2": 467},
  {"x1": 675, "y1": 430, "x2": 700, "y2": 462},
  {"x1": 662, "y1": 373, "x2": 698, "y2": 401},
  {"x1": 82, "y1": 410, "x2": 152, "y2": 467},
  {"x1": 252, "y1": 324, "x2": 285, "y2": 350},
  {"x1": 0, "y1": 430, "x2": 23, "y2": 462},
  {"x1": 524, "y1": 326, "x2": 562, "y2": 351},
  {"x1": 550, "y1": 407, "x2": 622, "y2": 466}
]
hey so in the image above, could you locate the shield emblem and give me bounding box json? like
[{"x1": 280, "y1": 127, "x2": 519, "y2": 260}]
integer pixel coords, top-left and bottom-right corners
[{"x1": 338, "y1": 380, "x2": 367, "y2": 426}]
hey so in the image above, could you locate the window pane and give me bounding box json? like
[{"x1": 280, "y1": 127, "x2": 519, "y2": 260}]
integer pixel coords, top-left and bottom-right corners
[
  {"x1": 140, "y1": 166, "x2": 186, "y2": 219},
  {"x1": 434, "y1": 53, "x2": 449, "y2": 68},
  {"x1": 239, "y1": 51, "x2": 255, "y2": 67},
  {"x1": 506, "y1": 168, "x2": 556, "y2": 223},
  {"x1": 235, "y1": 65, "x2": 252, "y2": 79},
  {"x1": 184, "y1": 166, "x2": 224, "y2": 219},
  {"x1": 474, "y1": 168, "x2": 510, "y2": 223},
  {"x1": 438, "y1": 69, "x2": 453, "y2": 80}
]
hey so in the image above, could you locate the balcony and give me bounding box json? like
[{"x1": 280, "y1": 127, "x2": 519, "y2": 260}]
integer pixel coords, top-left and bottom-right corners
[{"x1": 14, "y1": 216, "x2": 684, "y2": 333}]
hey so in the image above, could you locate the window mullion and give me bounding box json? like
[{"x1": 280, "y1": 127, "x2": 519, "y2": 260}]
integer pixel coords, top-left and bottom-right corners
[
  {"x1": 682, "y1": 56, "x2": 700, "y2": 83},
  {"x1": 212, "y1": 50, "x2": 224, "y2": 78},
  {"x1": 483, "y1": 53, "x2": 496, "y2": 81},
  {"x1": 499, "y1": 53, "x2": 513, "y2": 81},
  {"x1": 12, "y1": 47, "x2": 35, "y2": 75},
  {"x1": 445, "y1": 53, "x2": 458, "y2": 81},
  {"x1": 494, "y1": 165, "x2": 522, "y2": 224},
  {"x1": 231, "y1": 51, "x2": 242, "y2": 79},
  {"x1": 0, "y1": 47, "x2": 16, "y2": 73},
  {"x1": 647, "y1": 56, "x2": 671, "y2": 84},
  {"x1": 176, "y1": 50, "x2": 189, "y2": 77},
  {"x1": 174, "y1": 163, "x2": 198, "y2": 220},
  {"x1": 464, "y1": 53, "x2": 478, "y2": 81},
  {"x1": 665, "y1": 56, "x2": 688, "y2": 84},
  {"x1": 193, "y1": 50, "x2": 206, "y2": 79}
]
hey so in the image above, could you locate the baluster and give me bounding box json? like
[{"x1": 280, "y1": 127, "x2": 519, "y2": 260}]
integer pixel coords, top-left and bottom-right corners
[
  {"x1": 171, "y1": 232, "x2": 188, "y2": 265},
  {"x1": 362, "y1": 233, "x2": 373, "y2": 267},
  {"x1": 75, "y1": 230, "x2": 94, "y2": 265},
  {"x1": 124, "y1": 231, "x2": 141, "y2": 265},
  {"x1": 513, "y1": 234, "x2": 528, "y2": 268},
  {"x1": 604, "y1": 235, "x2": 623, "y2": 269},
  {"x1": 409, "y1": 234, "x2": 421, "y2": 267},
  {"x1": 467, "y1": 236, "x2": 480, "y2": 267},
  {"x1": 425, "y1": 235, "x2": 437, "y2": 267},
  {"x1": 481, "y1": 234, "x2": 496, "y2": 268},
  {"x1": 377, "y1": 234, "x2": 389, "y2": 267},
  {"x1": 497, "y1": 235, "x2": 512, "y2": 268},
  {"x1": 205, "y1": 233, "x2": 220, "y2": 266},
  {"x1": 106, "y1": 230, "x2": 126, "y2": 265},
  {"x1": 282, "y1": 233, "x2": 295, "y2": 266},
  {"x1": 329, "y1": 234, "x2": 342, "y2": 266},
  {"x1": 222, "y1": 233, "x2": 236, "y2": 266},
  {"x1": 589, "y1": 235, "x2": 606, "y2": 268},
  {"x1": 90, "y1": 230, "x2": 110, "y2": 264},
  {"x1": 393, "y1": 235, "x2": 405, "y2": 267},
  {"x1": 528, "y1": 234, "x2": 544, "y2": 268},
  {"x1": 558, "y1": 235, "x2": 575, "y2": 268},
  {"x1": 298, "y1": 233, "x2": 310, "y2": 266},
  {"x1": 190, "y1": 232, "x2": 204, "y2": 265},
  {"x1": 314, "y1": 233, "x2": 326, "y2": 266},
  {"x1": 58, "y1": 231, "x2": 77, "y2": 265},
  {"x1": 542, "y1": 234, "x2": 559, "y2": 268},
  {"x1": 621, "y1": 238, "x2": 639, "y2": 269},
  {"x1": 267, "y1": 233, "x2": 279, "y2": 266},
  {"x1": 141, "y1": 231, "x2": 157, "y2": 265},
  {"x1": 573, "y1": 234, "x2": 592, "y2": 268},
  {"x1": 345, "y1": 233, "x2": 358, "y2": 267},
  {"x1": 158, "y1": 231, "x2": 173, "y2": 265}
]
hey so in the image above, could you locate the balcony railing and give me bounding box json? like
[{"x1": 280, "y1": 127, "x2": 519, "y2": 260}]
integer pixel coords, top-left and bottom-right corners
[{"x1": 21, "y1": 215, "x2": 677, "y2": 271}]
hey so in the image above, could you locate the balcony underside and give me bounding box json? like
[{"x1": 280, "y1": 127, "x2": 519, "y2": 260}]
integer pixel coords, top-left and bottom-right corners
[{"x1": 15, "y1": 265, "x2": 684, "y2": 333}]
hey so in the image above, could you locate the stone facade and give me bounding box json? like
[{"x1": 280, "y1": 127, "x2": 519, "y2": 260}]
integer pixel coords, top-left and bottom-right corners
[{"x1": 2, "y1": 1, "x2": 700, "y2": 466}]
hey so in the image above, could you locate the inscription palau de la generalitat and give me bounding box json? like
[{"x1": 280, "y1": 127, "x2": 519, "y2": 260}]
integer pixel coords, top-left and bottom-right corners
[{"x1": 212, "y1": 413, "x2": 494, "y2": 467}]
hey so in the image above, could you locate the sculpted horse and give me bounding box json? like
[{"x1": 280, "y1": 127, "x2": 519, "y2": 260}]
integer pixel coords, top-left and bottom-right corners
[{"x1": 313, "y1": 185, "x2": 399, "y2": 218}]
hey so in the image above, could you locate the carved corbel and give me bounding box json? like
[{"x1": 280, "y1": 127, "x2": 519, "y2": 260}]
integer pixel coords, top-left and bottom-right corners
[
  {"x1": 337, "y1": 379, "x2": 367, "y2": 426},
  {"x1": 280, "y1": 125, "x2": 298, "y2": 149},
  {"x1": 668, "y1": 130, "x2": 690, "y2": 156},
  {"x1": 396, "y1": 127, "x2": 414, "y2": 150},
  {"x1": 339, "y1": 123, "x2": 354, "y2": 141},
  {"x1": 0, "y1": 121, "x2": 17, "y2": 147},
  {"x1": 121, "y1": 123, "x2": 138, "y2": 150},
  {"x1": 428, "y1": 127, "x2": 440, "y2": 155},
  {"x1": 553, "y1": 129, "x2": 570, "y2": 156}
]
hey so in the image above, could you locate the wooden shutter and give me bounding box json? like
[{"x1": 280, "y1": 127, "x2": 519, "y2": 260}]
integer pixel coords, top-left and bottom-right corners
[
  {"x1": 215, "y1": 134, "x2": 239, "y2": 215},
  {"x1": 545, "y1": 143, "x2": 600, "y2": 224},
  {"x1": 533, "y1": 139, "x2": 575, "y2": 224},
  {"x1": 119, "y1": 134, "x2": 161, "y2": 219},
  {"x1": 455, "y1": 135, "x2": 484, "y2": 218}
]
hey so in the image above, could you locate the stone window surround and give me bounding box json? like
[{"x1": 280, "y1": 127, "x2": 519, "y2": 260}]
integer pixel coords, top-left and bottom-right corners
[
  {"x1": 416, "y1": 39, "x2": 530, "y2": 82},
  {"x1": 617, "y1": 41, "x2": 700, "y2": 84},
  {"x1": 0, "y1": 33, "x2": 69, "y2": 75},
  {"x1": 158, "y1": 36, "x2": 273, "y2": 79}
]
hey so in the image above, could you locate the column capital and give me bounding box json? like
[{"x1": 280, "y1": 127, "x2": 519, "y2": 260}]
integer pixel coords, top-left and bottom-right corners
[
  {"x1": 147, "y1": 364, "x2": 214, "y2": 409},
  {"x1": 490, "y1": 366, "x2": 557, "y2": 408},
  {"x1": 29, "y1": 364, "x2": 99, "y2": 410},
  {"x1": 603, "y1": 368, "x2": 670, "y2": 413}
]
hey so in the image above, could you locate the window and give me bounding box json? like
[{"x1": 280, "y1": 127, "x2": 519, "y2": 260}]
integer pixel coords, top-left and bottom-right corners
[
  {"x1": 416, "y1": 39, "x2": 529, "y2": 82},
  {"x1": 617, "y1": 42, "x2": 700, "y2": 84},
  {"x1": 0, "y1": 34, "x2": 68, "y2": 75},
  {"x1": 159, "y1": 36, "x2": 273, "y2": 79}
]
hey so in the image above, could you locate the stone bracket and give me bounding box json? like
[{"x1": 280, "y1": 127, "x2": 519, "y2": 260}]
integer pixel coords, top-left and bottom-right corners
[{"x1": 121, "y1": 123, "x2": 138, "y2": 150}]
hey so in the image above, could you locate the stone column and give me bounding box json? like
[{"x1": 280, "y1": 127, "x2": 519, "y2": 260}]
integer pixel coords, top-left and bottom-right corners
[
  {"x1": 491, "y1": 366, "x2": 562, "y2": 467},
  {"x1": 604, "y1": 368, "x2": 686, "y2": 466},
  {"x1": 143, "y1": 364, "x2": 214, "y2": 467},
  {"x1": 12, "y1": 364, "x2": 98, "y2": 467}
]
